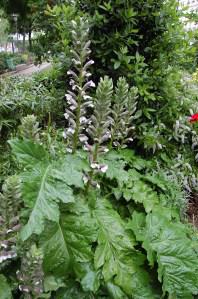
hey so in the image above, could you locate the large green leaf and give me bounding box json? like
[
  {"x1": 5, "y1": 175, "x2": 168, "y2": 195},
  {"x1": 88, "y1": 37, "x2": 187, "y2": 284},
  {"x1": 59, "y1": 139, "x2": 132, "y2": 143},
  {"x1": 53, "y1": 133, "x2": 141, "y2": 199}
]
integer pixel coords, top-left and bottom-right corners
[
  {"x1": 101, "y1": 151, "x2": 129, "y2": 186},
  {"x1": 40, "y1": 199, "x2": 97, "y2": 276},
  {"x1": 131, "y1": 208, "x2": 198, "y2": 298},
  {"x1": 9, "y1": 138, "x2": 48, "y2": 168},
  {"x1": 0, "y1": 275, "x2": 12, "y2": 299},
  {"x1": 130, "y1": 180, "x2": 159, "y2": 212},
  {"x1": 94, "y1": 199, "x2": 161, "y2": 299},
  {"x1": 20, "y1": 155, "x2": 88, "y2": 240}
]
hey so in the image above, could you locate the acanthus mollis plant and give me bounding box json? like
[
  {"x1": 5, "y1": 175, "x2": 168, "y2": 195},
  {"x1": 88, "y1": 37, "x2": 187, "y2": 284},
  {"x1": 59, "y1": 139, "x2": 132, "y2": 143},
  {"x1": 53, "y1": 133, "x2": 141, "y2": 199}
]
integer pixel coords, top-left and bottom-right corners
[
  {"x1": 17, "y1": 244, "x2": 44, "y2": 299},
  {"x1": 109, "y1": 77, "x2": 138, "y2": 148},
  {"x1": 64, "y1": 17, "x2": 95, "y2": 153},
  {"x1": 19, "y1": 115, "x2": 40, "y2": 142},
  {"x1": 87, "y1": 76, "x2": 113, "y2": 161},
  {"x1": 0, "y1": 176, "x2": 21, "y2": 267}
]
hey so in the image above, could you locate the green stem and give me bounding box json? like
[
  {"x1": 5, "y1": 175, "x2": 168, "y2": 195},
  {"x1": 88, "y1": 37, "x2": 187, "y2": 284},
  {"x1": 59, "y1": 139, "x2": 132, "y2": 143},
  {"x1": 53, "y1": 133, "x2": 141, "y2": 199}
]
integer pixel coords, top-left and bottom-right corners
[{"x1": 72, "y1": 69, "x2": 83, "y2": 154}]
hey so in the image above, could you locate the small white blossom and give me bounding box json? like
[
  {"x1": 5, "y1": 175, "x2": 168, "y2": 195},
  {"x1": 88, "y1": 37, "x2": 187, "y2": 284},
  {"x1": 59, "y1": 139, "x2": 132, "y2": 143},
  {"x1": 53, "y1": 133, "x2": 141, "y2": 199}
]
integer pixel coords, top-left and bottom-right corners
[
  {"x1": 68, "y1": 128, "x2": 75, "y2": 134},
  {"x1": 62, "y1": 131, "x2": 67, "y2": 139},
  {"x1": 70, "y1": 105, "x2": 77, "y2": 111},
  {"x1": 66, "y1": 148, "x2": 73, "y2": 153},
  {"x1": 83, "y1": 143, "x2": 92, "y2": 152},
  {"x1": 83, "y1": 175, "x2": 89, "y2": 184},
  {"x1": 65, "y1": 93, "x2": 73, "y2": 102},
  {"x1": 128, "y1": 137, "x2": 134, "y2": 142},
  {"x1": 72, "y1": 58, "x2": 81, "y2": 65},
  {"x1": 83, "y1": 95, "x2": 92, "y2": 100},
  {"x1": 80, "y1": 117, "x2": 88, "y2": 124},
  {"x1": 88, "y1": 80, "x2": 96, "y2": 87},
  {"x1": 72, "y1": 84, "x2": 78, "y2": 91},
  {"x1": 64, "y1": 113, "x2": 69, "y2": 120},
  {"x1": 91, "y1": 163, "x2": 99, "y2": 169},
  {"x1": 79, "y1": 134, "x2": 88, "y2": 143},
  {"x1": 85, "y1": 72, "x2": 92, "y2": 77},
  {"x1": 103, "y1": 148, "x2": 109, "y2": 153},
  {"x1": 69, "y1": 79, "x2": 75, "y2": 86},
  {"x1": 99, "y1": 164, "x2": 108, "y2": 173}
]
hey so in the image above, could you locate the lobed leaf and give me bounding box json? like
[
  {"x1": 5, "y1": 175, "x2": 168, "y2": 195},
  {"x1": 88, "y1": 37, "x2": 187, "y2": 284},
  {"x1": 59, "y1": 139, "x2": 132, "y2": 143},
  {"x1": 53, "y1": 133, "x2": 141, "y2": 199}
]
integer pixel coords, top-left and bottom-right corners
[
  {"x1": 40, "y1": 199, "x2": 97, "y2": 277},
  {"x1": 94, "y1": 198, "x2": 161, "y2": 299},
  {"x1": 130, "y1": 208, "x2": 198, "y2": 298},
  {"x1": 20, "y1": 154, "x2": 89, "y2": 241}
]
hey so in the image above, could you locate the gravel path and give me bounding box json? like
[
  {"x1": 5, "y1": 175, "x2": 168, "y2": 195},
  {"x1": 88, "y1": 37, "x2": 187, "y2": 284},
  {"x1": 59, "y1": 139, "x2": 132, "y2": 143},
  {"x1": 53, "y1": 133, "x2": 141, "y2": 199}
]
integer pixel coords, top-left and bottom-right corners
[{"x1": 15, "y1": 62, "x2": 51, "y2": 76}]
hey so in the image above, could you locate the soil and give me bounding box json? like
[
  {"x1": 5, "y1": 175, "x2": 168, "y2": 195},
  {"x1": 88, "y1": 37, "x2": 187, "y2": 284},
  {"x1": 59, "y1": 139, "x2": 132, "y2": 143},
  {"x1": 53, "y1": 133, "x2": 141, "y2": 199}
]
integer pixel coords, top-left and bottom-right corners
[{"x1": 187, "y1": 194, "x2": 198, "y2": 228}]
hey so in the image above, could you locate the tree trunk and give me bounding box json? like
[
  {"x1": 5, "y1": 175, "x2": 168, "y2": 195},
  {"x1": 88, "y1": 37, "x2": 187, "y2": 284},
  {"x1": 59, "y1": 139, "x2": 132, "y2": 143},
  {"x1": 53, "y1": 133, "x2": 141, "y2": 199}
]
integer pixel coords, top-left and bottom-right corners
[
  {"x1": 28, "y1": 30, "x2": 32, "y2": 51},
  {"x1": 11, "y1": 39, "x2": 14, "y2": 54},
  {"x1": 23, "y1": 31, "x2": 26, "y2": 52}
]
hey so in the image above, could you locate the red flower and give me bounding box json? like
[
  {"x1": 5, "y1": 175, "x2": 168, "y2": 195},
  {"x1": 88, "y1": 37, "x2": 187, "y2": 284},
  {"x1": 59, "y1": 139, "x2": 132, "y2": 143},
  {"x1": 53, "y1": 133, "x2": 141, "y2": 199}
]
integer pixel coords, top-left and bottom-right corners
[{"x1": 189, "y1": 113, "x2": 198, "y2": 123}]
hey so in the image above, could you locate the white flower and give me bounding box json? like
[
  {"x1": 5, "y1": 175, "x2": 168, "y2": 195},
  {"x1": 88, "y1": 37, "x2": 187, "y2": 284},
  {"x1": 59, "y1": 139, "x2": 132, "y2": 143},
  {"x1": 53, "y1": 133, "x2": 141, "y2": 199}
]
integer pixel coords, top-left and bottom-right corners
[
  {"x1": 89, "y1": 80, "x2": 96, "y2": 87},
  {"x1": 83, "y1": 80, "x2": 96, "y2": 91},
  {"x1": 1, "y1": 243, "x2": 8, "y2": 249},
  {"x1": 66, "y1": 148, "x2": 73, "y2": 153},
  {"x1": 65, "y1": 93, "x2": 73, "y2": 102},
  {"x1": 68, "y1": 127, "x2": 75, "y2": 134},
  {"x1": 80, "y1": 117, "x2": 88, "y2": 124},
  {"x1": 91, "y1": 163, "x2": 99, "y2": 169},
  {"x1": 84, "y1": 60, "x2": 95, "y2": 70},
  {"x1": 79, "y1": 134, "x2": 88, "y2": 143},
  {"x1": 96, "y1": 183, "x2": 100, "y2": 189},
  {"x1": 103, "y1": 148, "x2": 109, "y2": 153},
  {"x1": 83, "y1": 143, "x2": 92, "y2": 152},
  {"x1": 99, "y1": 164, "x2": 108, "y2": 173},
  {"x1": 64, "y1": 113, "x2": 69, "y2": 120},
  {"x1": 69, "y1": 79, "x2": 75, "y2": 86},
  {"x1": 72, "y1": 84, "x2": 77, "y2": 91},
  {"x1": 128, "y1": 137, "x2": 133, "y2": 142},
  {"x1": 72, "y1": 58, "x2": 81, "y2": 65},
  {"x1": 67, "y1": 70, "x2": 78, "y2": 78},
  {"x1": 70, "y1": 105, "x2": 77, "y2": 111},
  {"x1": 62, "y1": 131, "x2": 67, "y2": 139},
  {"x1": 85, "y1": 72, "x2": 92, "y2": 77},
  {"x1": 83, "y1": 95, "x2": 92, "y2": 100},
  {"x1": 83, "y1": 175, "x2": 89, "y2": 184}
]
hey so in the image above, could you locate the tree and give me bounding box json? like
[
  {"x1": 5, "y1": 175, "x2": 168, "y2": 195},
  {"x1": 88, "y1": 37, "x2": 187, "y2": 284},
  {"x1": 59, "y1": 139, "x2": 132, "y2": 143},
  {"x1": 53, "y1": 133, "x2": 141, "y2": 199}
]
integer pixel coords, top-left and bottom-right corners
[
  {"x1": 0, "y1": 0, "x2": 61, "y2": 51},
  {"x1": 0, "y1": 9, "x2": 9, "y2": 47}
]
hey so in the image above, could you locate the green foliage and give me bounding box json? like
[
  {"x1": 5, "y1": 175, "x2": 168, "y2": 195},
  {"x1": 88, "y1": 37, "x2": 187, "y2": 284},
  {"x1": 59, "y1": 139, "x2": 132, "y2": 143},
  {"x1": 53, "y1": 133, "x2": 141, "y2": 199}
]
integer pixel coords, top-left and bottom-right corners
[
  {"x1": 4, "y1": 130, "x2": 197, "y2": 298},
  {"x1": 130, "y1": 209, "x2": 198, "y2": 298},
  {"x1": 0, "y1": 274, "x2": 12, "y2": 299},
  {"x1": 0, "y1": 53, "x2": 28, "y2": 74},
  {"x1": 32, "y1": 2, "x2": 77, "y2": 64},
  {"x1": 94, "y1": 198, "x2": 160, "y2": 299},
  {"x1": 0, "y1": 74, "x2": 62, "y2": 140},
  {"x1": 1, "y1": 5, "x2": 198, "y2": 299}
]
